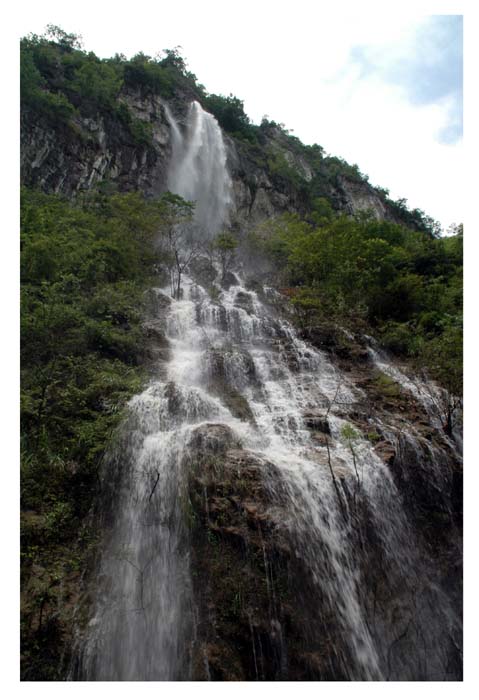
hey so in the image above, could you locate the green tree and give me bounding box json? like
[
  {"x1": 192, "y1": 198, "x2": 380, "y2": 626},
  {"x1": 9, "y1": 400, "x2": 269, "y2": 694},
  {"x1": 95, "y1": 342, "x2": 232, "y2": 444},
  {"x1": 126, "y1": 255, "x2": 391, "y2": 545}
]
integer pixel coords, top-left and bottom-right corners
[
  {"x1": 213, "y1": 232, "x2": 238, "y2": 278},
  {"x1": 157, "y1": 192, "x2": 196, "y2": 298},
  {"x1": 203, "y1": 93, "x2": 257, "y2": 142}
]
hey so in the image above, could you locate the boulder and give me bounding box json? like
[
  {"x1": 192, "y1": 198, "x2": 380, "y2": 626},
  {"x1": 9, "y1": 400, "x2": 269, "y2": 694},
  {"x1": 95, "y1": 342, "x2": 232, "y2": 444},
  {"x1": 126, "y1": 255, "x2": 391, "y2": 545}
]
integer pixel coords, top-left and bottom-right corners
[
  {"x1": 245, "y1": 278, "x2": 264, "y2": 294},
  {"x1": 188, "y1": 445, "x2": 347, "y2": 680},
  {"x1": 189, "y1": 255, "x2": 217, "y2": 288},
  {"x1": 221, "y1": 271, "x2": 240, "y2": 289},
  {"x1": 303, "y1": 412, "x2": 331, "y2": 434},
  {"x1": 188, "y1": 423, "x2": 241, "y2": 456},
  {"x1": 141, "y1": 319, "x2": 170, "y2": 365},
  {"x1": 234, "y1": 291, "x2": 254, "y2": 314}
]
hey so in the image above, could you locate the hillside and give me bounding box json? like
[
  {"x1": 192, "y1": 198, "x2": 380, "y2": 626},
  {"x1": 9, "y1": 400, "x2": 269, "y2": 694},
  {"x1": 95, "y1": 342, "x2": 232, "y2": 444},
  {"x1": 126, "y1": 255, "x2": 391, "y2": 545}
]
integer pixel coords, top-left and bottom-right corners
[
  {"x1": 20, "y1": 27, "x2": 463, "y2": 681},
  {"x1": 21, "y1": 26, "x2": 442, "y2": 234}
]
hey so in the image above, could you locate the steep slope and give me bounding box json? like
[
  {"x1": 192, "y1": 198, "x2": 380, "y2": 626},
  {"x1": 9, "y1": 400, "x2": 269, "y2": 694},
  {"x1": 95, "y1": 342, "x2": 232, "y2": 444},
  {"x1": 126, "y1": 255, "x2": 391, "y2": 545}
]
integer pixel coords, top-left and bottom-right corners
[
  {"x1": 71, "y1": 268, "x2": 462, "y2": 681},
  {"x1": 20, "y1": 31, "x2": 462, "y2": 681},
  {"x1": 20, "y1": 32, "x2": 440, "y2": 234}
]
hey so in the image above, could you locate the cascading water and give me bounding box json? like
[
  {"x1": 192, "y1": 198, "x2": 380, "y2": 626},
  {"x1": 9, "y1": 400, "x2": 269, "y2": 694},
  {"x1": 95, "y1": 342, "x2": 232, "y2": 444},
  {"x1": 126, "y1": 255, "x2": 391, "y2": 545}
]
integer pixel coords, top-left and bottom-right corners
[
  {"x1": 74, "y1": 102, "x2": 462, "y2": 681},
  {"x1": 366, "y1": 340, "x2": 463, "y2": 455},
  {"x1": 165, "y1": 101, "x2": 232, "y2": 236}
]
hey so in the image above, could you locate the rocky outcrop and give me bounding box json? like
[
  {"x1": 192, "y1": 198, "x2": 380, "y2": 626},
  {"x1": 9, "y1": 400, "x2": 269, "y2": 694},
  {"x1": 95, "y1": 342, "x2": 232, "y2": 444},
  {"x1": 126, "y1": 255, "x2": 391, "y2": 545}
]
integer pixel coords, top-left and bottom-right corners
[
  {"x1": 188, "y1": 256, "x2": 218, "y2": 288},
  {"x1": 204, "y1": 347, "x2": 257, "y2": 424},
  {"x1": 302, "y1": 411, "x2": 330, "y2": 434},
  {"x1": 21, "y1": 89, "x2": 402, "y2": 227},
  {"x1": 186, "y1": 429, "x2": 348, "y2": 680},
  {"x1": 336, "y1": 176, "x2": 389, "y2": 220},
  {"x1": 303, "y1": 322, "x2": 463, "y2": 574},
  {"x1": 225, "y1": 137, "x2": 304, "y2": 226},
  {"x1": 21, "y1": 90, "x2": 172, "y2": 197}
]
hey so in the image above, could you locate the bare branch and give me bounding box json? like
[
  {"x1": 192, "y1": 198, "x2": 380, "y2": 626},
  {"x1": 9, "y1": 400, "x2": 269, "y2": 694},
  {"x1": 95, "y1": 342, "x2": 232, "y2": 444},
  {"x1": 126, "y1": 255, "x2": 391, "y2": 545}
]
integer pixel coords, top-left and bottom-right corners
[
  {"x1": 148, "y1": 470, "x2": 161, "y2": 502},
  {"x1": 325, "y1": 437, "x2": 348, "y2": 523}
]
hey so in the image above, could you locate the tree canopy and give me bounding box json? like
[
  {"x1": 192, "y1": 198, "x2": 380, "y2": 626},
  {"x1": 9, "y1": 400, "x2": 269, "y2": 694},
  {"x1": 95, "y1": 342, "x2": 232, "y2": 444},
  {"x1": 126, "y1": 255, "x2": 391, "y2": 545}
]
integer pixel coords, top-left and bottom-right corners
[{"x1": 254, "y1": 211, "x2": 462, "y2": 395}]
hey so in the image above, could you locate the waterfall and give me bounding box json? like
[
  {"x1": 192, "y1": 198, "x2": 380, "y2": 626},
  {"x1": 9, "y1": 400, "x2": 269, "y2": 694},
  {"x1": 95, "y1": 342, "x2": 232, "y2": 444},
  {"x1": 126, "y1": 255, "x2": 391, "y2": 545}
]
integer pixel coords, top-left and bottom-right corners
[
  {"x1": 73, "y1": 103, "x2": 461, "y2": 681},
  {"x1": 165, "y1": 101, "x2": 232, "y2": 236},
  {"x1": 74, "y1": 274, "x2": 461, "y2": 680}
]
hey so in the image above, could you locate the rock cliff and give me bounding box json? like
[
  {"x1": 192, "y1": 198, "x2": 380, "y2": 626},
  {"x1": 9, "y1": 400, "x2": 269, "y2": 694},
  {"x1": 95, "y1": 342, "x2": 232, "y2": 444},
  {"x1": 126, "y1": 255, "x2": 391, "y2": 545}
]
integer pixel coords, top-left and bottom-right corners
[
  {"x1": 20, "y1": 36, "x2": 461, "y2": 682},
  {"x1": 22, "y1": 87, "x2": 399, "y2": 230}
]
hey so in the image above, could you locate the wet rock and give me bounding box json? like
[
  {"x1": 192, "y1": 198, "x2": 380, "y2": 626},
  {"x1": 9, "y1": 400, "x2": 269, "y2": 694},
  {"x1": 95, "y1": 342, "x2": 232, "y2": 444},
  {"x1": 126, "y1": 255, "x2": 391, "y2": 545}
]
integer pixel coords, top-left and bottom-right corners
[
  {"x1": 281, "y1": 349, "x2": 301, "y2": 373},
  {"x1": 205, "y1": 348, "x2": 227, "y2": 379},
  {"x1": 195, "y1": 641, "x2": 244, "y2": 681},
  {"x1": 141, "y1": 319, "x2": 170, "y2": 365},
  {"x1": 311, "y1": 432, "x2": 330, "y2": 446},
  {"x1": 163, "y1": 381, "x2": 183, "y2": 416},
  {"x1": 206, "y1": 346, "x2": 257, "y2": 387},
  {"x1": 374, "y1": 440, "x2": 396, "y2": 466},
  {"x1": 188, "y1": 423, "x2": 241, "y2": 456},
  {"x1": 204, "y1": 347, "x2": 257, "y2": 423},
  {"x1": 142, "y1": 319, "x2": 168, "y2": 344},
  {"x1": 300, "y1": 325, "x2": 369, "y2": 362},
  {"x1": 161, "y1": 383, "x2": 216, "y2": 424},
  {"x1": 234, "y1": 290, "x2": 254, "y2": 314},
  {"x1": 221, "y1": 271, "x2": 240, "y2": 289},
  {"x1": 221, "y1": 388, "x2": 256, "y2": 424},
  {"x1": 188, "y1": 446, "x2": 348, "y2": 680},
  {"x1": 303, "y1": 412, "x2": 330, "y2": 434},
  {"x1": 390, "y1": 434, "x2": 454, "y2": 520},
  {"x1": 245, "y1": 278, "x2": 263, "y2": 294},
  {"x1": 189, "y1": 255, "x2": 218, "y2": 288}
]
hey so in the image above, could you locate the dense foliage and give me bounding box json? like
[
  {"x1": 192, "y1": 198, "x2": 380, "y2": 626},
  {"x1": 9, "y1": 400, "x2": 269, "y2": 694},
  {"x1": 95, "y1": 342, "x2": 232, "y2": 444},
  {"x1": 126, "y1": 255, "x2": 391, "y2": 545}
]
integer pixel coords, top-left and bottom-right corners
[
  {"x1": 253, "y1": 212, "x2": 462, "y2": 397},
  {"x1": 20, "y1": 186, "x2": 191, "y2": 677},
  {"x1": 20, "y1": 28, "x2": 201, "y2": 145},
  {"x1": 203, "y1": 93, "x2": 258, "y2": 143},
  {"x1": 20, "y1": 27, "x2": 461, "y2": 678},
  {"x1": 21, "y1": 27, "x2": 440, "y2": 236}
]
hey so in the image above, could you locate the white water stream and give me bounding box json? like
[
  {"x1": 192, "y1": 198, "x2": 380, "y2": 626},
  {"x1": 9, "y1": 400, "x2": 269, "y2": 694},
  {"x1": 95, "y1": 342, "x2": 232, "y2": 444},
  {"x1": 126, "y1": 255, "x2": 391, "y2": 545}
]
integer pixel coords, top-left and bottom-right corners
[
  {"x1": 166, "y1": 100, "x2": 232, "y2": 235},
  {"x1": 75, "y1": 102, "x2": 461, "y2": 681}
]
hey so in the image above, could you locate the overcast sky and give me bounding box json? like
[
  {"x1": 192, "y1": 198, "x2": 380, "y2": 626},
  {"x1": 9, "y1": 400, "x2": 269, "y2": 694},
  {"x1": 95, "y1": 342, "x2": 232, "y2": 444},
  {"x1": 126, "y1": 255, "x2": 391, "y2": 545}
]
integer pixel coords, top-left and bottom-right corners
[{"x1": 17, "y1": 0, "x2": 464, "y2": 232}]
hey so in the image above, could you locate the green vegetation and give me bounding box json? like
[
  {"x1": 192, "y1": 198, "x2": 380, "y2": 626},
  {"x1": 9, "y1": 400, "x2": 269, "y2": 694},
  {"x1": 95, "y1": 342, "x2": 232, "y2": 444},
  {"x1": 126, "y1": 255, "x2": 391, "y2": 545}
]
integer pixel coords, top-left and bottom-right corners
[
  {"x1": 20, "y1": 27, "x2": 462, "y2": 675},
  {"x1": 20, "y1": 29, "x2": 202, "y2": 145},
  {"x1": 20, "y1": 186, "x2": 194, "y2": 678},
  {"x1": 253, "y1": 214, "x2": 462, "y2": 396},
  {"x1": 212, "y1": 231, "x2": 239, "y2": 277},
  {"x1": 202, "y1": 94, "x2": 258, "y2": 143},
  {"x1": 20, "y1": 27, "x2": 442, "y2": 235},
  {"x1": 266, "y1": 146, "x2": 306, "y2": 188},
  {"x1": 371, "y1": 372, "x2": 403, "y2": 399}
]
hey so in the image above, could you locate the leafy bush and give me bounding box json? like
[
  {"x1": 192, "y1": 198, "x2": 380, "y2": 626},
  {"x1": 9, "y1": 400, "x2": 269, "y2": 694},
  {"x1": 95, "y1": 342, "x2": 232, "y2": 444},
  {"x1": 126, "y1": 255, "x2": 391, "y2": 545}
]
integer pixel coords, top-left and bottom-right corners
[
  {"x1": 372, "y1": 372, "x2": 402, "y2": 398},
  {"x1": 251, "y1": 211, "x2": 462, "y2": 385},
  {"x1": 266, "y1": 147, "x2": 305, "y2": 187},
  {"x1": 378, "y1": 321, "x2": 415, "y2": 356},
  {"x1": 20, "y1": 187, "x2": 199, "y2": 677},
  {"x1": 202, "y1": 93, "x2": 258, "y2": 143},
  {"x1": 123, "y1": 53, "x2": 175, "y2": 96}
]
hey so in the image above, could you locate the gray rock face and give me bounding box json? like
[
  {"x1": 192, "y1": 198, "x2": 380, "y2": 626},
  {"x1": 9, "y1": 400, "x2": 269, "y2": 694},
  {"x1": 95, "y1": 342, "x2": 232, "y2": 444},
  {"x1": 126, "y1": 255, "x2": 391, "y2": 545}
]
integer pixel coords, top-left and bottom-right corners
[
  {"x1": 234, "y1": 290, "x2": 254, "y2": 314},
  {"x1": 225, "y1": 136, "x2": 304, "y2": 227},
  {"x1": 302, "y1": 411, "x2": 331, "y2": 434},
  {"x1": 21, "y1": 89, "x2": 400, "y2": 228},
  {"x1": 21, "y1": 90, "x2": 172, "y2": 197},
  {"x1": 336, "y1": 176, "x2": 388, "y2": 220}
]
